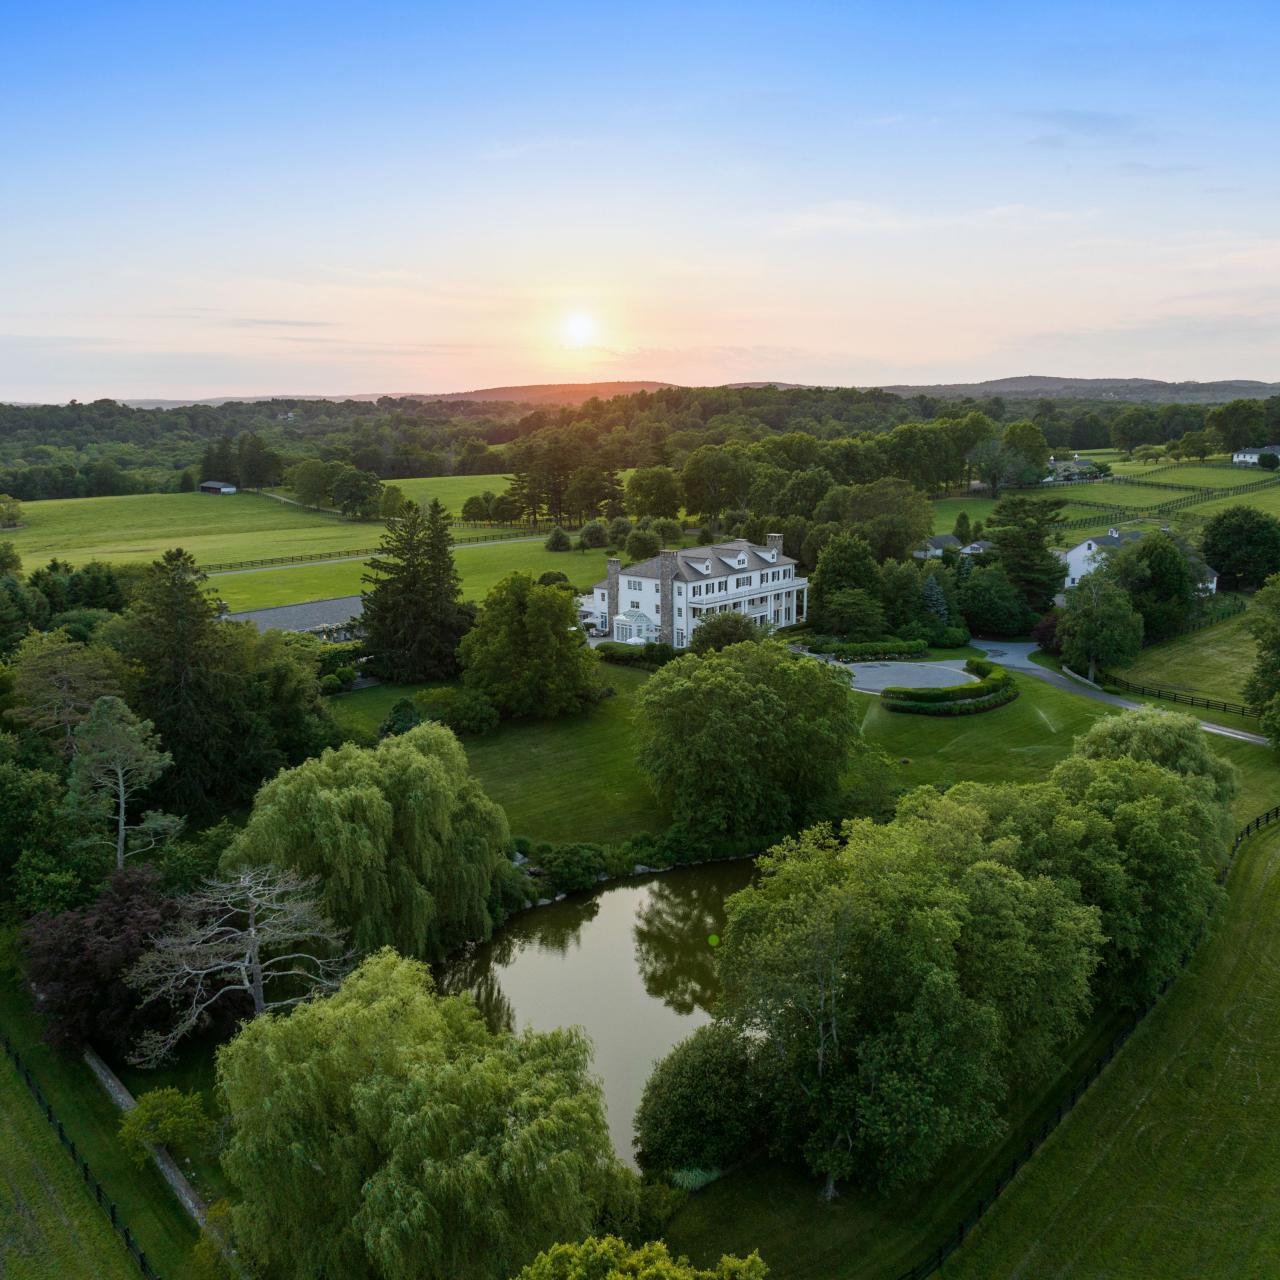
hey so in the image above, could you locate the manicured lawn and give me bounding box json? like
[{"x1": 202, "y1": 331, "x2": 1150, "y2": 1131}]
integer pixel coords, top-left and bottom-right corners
[
  {"x1": 1194, "y1": 482, "x2": 1280, "y2": 521},
  {"x1": 944, "y1": 820, "x2": 1280, "y2": 1279},
  {"x1": 4, "y1": 474, "x2": 512, "y2": 569},
  {"x1": 665, "y1": 675, "x2": 1280, "y2": 1279},
  {"x1": 0, "y1": 980, "x2": 199, "y2": 1279},
  {"x1": 329, "y1": 665, "x2": 664, "y2": 844},
  {"x1": 930, "y1": 496, "x2": 998, "y2": 534},
  {"x1": 214, "y1": 539, "x2": 611, "y2": 611},
  {"x1": 0, "y1": 1052, "x2": 142, "y2": 1280},
  {"x1": 1118, "y1": 610, "x2": 1255, "y2": 701}
]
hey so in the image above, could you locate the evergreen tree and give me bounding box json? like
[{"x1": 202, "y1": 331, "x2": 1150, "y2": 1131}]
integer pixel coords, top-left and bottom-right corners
[
  {"x1": 361, "y1": 499, "x2": 470, "y2": 682},
  {"x1": 988, "y1": 495, "x2": 1067, "y2": 613},
  {"x1": 921, "y1": 574, "x2": 949, "y2": 625},
  {"x1": 952, "y1": 511, "x2": 972, "y2": 544}
]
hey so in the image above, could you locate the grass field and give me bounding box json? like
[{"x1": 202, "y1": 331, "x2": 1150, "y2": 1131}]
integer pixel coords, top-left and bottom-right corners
[
  {"x1": 3, "y1": 474, "x2": 512, "y2": 569},
  {"x1": 0, "y1": 980, "x2": 199, "y2": 1279},
  {"x1": 1118, "y1": 610, "x2": 1255, "y2": 702},
  {"x1": 0, "y1": 1052, "x2": 141, "y2": 1280},
  {"x1": 329, "y1": 665, "x2": 663, "y2": 844},
  {"x1": 215, "y1": 539, "x2": 611, "y2": 611},
  {"x1": 664, "y1": 670, "x2": 1279, "y2": 1280},
  {"x1": 945, "y1": 819, "x2": 1280, "y2": 1278},
  {"x1": 1123, "y1": 463, "x2": 1259, "y2": 488}
]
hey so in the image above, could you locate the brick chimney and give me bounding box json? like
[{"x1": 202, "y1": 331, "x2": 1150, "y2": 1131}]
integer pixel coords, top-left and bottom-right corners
[
  {"x1": 606, "y1": 557, "x2": 620, "y2": 637},
  {"x1": 658, "y1": 549, "x2": 677, "y2": 646}
]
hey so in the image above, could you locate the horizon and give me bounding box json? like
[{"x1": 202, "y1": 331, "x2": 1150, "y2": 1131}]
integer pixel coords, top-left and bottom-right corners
[{"x1": 4, "y1": 2, "x2": 1279, "y2": 401}]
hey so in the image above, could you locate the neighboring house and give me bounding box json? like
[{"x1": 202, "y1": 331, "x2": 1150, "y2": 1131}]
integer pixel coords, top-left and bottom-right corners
[
  {"x1": 585, "y1": 535, "x2": 807, "y2": 649},
  {"x1": 199, "y1": 480, "x2": 238, "y2": 495},
  {"x1": 914, "y1": 533, "x2": 960, "y2": 560},
  {"x1": 1231, "y1": 446, "x2": 1280, "y2": 466},
  {"x1": 1059, "y1": 527, "x2": 1218, "y2": 596},
  {"x1": 959, "y1": 540, "x2": 994, "y2": 556}
]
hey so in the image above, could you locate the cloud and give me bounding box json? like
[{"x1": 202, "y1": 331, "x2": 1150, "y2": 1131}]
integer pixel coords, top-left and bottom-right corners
[
  {"x1": 771, "y1": 200, "x2": 1081, "y2": 238},
  {"x1": 1021, "y1": 108, "x2": 1157, "y2": 149},
  {"x1": 226, "y1": 317, "x2": 337, "y2": 328}
]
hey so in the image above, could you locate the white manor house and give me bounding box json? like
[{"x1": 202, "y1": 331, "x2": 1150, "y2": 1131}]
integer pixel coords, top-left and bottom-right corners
[{"x1": 584, "y1": 535, "x2": 808, "y2": 649}]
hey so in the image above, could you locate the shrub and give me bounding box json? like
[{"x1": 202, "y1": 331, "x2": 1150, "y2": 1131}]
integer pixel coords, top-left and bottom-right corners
[
  {"x1": 378, "y1": 696, "x2": 423, "y2": 739},
  {"x1": 1031, "y1": 610, "x2": 1061, "y2": 654},
  {"x1": 635, "y1": 1024, "x2": 766, "y2": 1173},
  {"x1": 318, "y1": 673, "x2": 343, "y2": 695},
  {"x1": 316, "y1": 641, "x2": 363, "y2": 679},
  {"x1": 537, "y1": 571, "x2": 570, "y2": 586},
  {"x1": 651, "y1": 517, "x2": 683, "y2": 544},
  {"x1": 118, "y1": 1088, "x2": 214, "y2": 1167},
  {"x1": 332, "y1": 665, "x2": 357, "y2": 688},
  {"x1": 416, "y1": 686, "x2": 500, "y2": 736},
  {"x1": 544, "y1": 526, "x2": 571, "y2": 551},
  {"x1": 607, "y1": 516, "x2": 633, "y2": 545},
  {"x1": 625, "y1": 529, "x2": 661, "y2": 561},
  {"x1": 578, "y1": 520, "x2": 608, "y2": 549},
  {"x1": 1262, "y1": 452, "x2": 1280, "y2": 470},
  {"x1": 597, "y1": 640, "x2": 677, "y2": 669},
  {"x1": 533, "y1": 842, "x2": 609, "y2": 894},
  {"x1": 928, "y1": 625, "x2": 971, "y2": 649}
]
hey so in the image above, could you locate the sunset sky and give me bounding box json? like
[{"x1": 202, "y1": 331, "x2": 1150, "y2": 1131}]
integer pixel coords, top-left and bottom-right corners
[{"x1": 3, "y1": 1, "x2": 1278, "y2": 401}]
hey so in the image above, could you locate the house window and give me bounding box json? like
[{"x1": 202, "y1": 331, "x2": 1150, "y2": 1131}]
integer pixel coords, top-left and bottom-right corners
[
  {"x1": 626, "y1": 578, "x2": 643, "y2": 590},
  {"x1": 719, "y1": 581, "x2": 727, "y2": 592},
  {"x1": 677, "y1": 607, "x2": 683, "y2": 618},
  {"x1": 735, "y1": 575, "x2": 751, "y2": 589},
  {"x1": 692, "y1": 585, "x2": 701, "y2": 597},
  {"x1": 631, "y1": 600, "x2": 640, "y2": 609},
  {"x1": 676, "y1": 630, "x2": 685, "y2": 646}
]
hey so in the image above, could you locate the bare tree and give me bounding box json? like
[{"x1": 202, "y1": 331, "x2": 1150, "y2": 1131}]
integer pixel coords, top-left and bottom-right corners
[{"x1": 128, "y1": 867, "x2": 353, "y2": 1066}]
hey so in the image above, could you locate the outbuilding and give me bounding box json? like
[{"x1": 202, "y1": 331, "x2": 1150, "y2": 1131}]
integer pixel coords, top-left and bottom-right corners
[{"x1": 199, "y1": 480, "x2": 238, "y2": 495}]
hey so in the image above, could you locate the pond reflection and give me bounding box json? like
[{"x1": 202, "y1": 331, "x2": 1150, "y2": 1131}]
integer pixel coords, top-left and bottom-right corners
[{"x1": 440, "y1": 860, "x2": 754, "y2": 1163}]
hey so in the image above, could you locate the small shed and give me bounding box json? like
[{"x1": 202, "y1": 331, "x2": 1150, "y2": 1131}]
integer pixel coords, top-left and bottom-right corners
[{"x1": 199, "y1": 480, "x2": 237, "y2": 495}]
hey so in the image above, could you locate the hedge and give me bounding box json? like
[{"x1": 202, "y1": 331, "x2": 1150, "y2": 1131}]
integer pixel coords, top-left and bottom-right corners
[
  {"x1": 880, "y1": 658, "x2": 1016, "y2": 712},
  {"x1": 881, "y1": 683, "x2": 1019, "y2": 715},
  {"x1": 803, "y1": 635, "x2": 929, "y2": 661},
  {"x1": 596, "y1": 640, "x2": 678, "y2": 668}
]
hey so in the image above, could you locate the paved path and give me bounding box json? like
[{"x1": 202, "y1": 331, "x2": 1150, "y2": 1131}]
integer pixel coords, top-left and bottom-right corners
[
  {"x1": 975, "y1": 640, "x2": 1269, "y2": 746},
  {"x1": 226, "y1": 596, "x2": 362, "y2": 633},
  {"x1": 845, "y1": 659, "x2": 975, "y2": 694}
]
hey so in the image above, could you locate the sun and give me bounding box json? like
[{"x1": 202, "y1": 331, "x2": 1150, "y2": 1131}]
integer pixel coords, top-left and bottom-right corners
[{"x1": 562, "y1": 311, "x2": 598, "y2": 347}]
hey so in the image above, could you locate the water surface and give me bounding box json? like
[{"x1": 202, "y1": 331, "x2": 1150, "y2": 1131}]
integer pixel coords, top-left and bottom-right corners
[{"x1": 442, "y1": 860, "x2": 755, "y2": 1163}]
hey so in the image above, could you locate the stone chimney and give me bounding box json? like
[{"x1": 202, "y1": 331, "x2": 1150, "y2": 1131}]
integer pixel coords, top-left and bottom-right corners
[
  {"x1": 766, "y1": 532, "x2": 784, "y2": 558},
  {"x1": 658, "y1": 549, "x2": 677, "y2": 646},
  {"x1": 606, "y1": 557, "x2": 620, "y2": 635}
]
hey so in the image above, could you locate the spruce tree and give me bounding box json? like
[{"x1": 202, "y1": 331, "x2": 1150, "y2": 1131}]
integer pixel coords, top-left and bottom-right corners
[{"x1": 362, "y1": 499, "x2": 469, "y2": 681}]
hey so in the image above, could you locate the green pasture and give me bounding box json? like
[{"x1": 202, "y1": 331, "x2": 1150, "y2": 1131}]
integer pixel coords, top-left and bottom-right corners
[
  {"x1": 0, "y1": 1052, "x2": 143, "y2": 1280},
  {"x1": 2, "y1": 474, "x2": 511, "y2": 569},
  {"x1": 946, "y1": 815, "x2": 1280, "y2": 1278},
  {"x1": 1128, "y1": 463, "x2": 1259, "y2": 488},
  {"x1": 214, "y1": 539, "x2": 611, "y2": 611},
  {"x1": 0, "y1": 981, "x2": 199, "y2": 1279},
  {"x1": 1118, "y1": 609, "x2": 1255, "y2": 702}
]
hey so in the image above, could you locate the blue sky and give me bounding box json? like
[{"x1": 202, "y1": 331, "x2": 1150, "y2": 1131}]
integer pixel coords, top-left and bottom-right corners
[{"x1": 2, "y1": 1, "x2": 1278, "y2": 400}]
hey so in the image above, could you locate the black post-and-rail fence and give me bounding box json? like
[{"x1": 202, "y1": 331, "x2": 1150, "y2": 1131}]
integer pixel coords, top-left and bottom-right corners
[
  {"x1": 889, "y1": 801, "x2": 1280, "y2": 1280},
  {"x1": 0, "y1": 1030, "x2": 163, "y2": 1279},
  {"x1": 1102, "y1": 674, "x2": 1258, "y2": 720}
]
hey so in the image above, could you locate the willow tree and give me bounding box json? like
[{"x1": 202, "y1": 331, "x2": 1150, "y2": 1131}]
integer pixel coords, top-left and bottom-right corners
[
  {"x1": 227, "y1": 722, "x2": 511, "y2": 959},
  {"x1": 217, "y1": 950, "x2": 629, "y2": 1280}
]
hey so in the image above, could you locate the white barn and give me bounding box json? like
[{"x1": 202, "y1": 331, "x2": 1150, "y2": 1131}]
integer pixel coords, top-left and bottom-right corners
[
  {"x1": 1059, "y1": 527, "x2": 1218, "y2": 596},
  {"x1": 1231, "y1": 445, "x2": 1280, "y2": 466},
  {"x1": 583, "y1": 535, "x2": 807, "y2": 649}
]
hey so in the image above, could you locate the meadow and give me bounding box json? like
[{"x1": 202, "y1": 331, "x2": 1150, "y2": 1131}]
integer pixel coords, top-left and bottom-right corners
[
  {"x1": 0, "y1": 979, "x2": 198, "y2": 1279},
  {"x1": 3, "y1": 474, "x2": 511, "y2": 569},
  {"x1": 1118, "y1": 609, "x2": 1256, "y2": 702},
  {"x1": 0, "y1": 1052, "x2": 142, "y2": 1280},
  {"x1": 215, "y1": 538, "x2": 612, "y2": 612}
]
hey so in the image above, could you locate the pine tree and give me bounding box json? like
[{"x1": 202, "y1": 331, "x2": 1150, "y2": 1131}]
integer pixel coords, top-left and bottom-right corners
[
  {"x1": 362, "y1": 500, "x2": 470, "y2": 681},
  {"x1": 921, "y1": 574, "x2": 949, "y2": 624},
  {"x1": 952, "y1": 511, "x2": 972, "y2": 544}
]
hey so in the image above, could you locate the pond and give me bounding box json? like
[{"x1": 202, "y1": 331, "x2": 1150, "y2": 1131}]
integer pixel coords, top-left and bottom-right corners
[{"x1": 441, "y1": 860, "x2": 756, "y2": 1164}]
